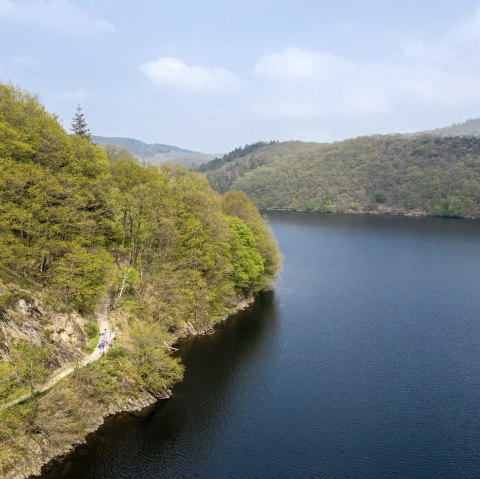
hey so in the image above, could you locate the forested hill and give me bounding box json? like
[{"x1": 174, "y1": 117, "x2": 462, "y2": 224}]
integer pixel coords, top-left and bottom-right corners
[
  {"x1": 0, "y1": 84, "x2": 280, "y2": 477},
  {"x1": 92, "y1": 135, "x2": 214, "y2": 167},
  {"x1": 205, "y1": 135, "x2": 480, "y2": 218},
  {"x1": 197, "y1": 141, "x2": 277, "y2": 173}
]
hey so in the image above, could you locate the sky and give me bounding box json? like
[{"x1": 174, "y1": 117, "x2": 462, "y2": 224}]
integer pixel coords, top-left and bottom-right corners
[{"x1": 2, "y1": 0, "x2": 480, "y2": 152}]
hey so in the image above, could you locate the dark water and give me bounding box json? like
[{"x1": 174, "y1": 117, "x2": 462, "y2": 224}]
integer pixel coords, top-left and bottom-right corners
[{"x1": 40, "y1": 212, "x2": 480, "y2": 479}]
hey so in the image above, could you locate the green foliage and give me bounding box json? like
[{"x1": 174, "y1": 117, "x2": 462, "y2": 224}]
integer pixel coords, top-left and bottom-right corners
[
  {"x1": 127, "y1": 323, "x2": 184, "y2": 395},
  {"x1": 373, "y1": 190, "x2": 386, "y2": 204},
  {"x1": 0, "y1": 82, "x2": 280, "y2": 324},
  {"x1": 225, "y1": 216, "x2": 264, "y2": 294},
  {"x1": 205, "y1": 136, "x2": 480, "y2": 218},
  {"x1": 84, "y1": 321, "x2": 100, "y2": 340},
  {"x1": 0, "y1": 85, "x2": 115, "y2": 310},
  {"x1": 222, "y1": 191, "x2": 281, "y2": 289},
  {"x1": 438, "y1": 196, "x2": 466, "y2": 218},
  {"x1": 52, "y1": 246, "x2": 114, "y2": 313},
  {"x1": 0, "y1": 342, "x2": 50, "y2": 401}
]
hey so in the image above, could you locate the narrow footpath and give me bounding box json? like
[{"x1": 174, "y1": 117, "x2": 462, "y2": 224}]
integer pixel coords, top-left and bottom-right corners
[{"x1": 0, "y1": 295, "x2": 111, "y2": 411}]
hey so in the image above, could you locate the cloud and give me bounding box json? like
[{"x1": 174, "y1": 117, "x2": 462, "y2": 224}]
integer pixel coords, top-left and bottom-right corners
[
  {"x1": 251, "y1": 47, "x2": 386, "y2": 119},
  {"x1": 249, "y1": 4, "x2": 480, "y2": 127},
  {"x1": 254, "y1": 47, "x2": 355, "y2": 81},
  {"x1": 140, "y1": 57, "x2": 241, "y2": 90},
  {"x1": 0, "y1": 0, "x2": 115, "y2": 35}
]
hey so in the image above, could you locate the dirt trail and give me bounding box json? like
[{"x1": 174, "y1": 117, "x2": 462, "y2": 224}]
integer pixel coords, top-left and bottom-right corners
[{"x1": 1, "y1": 295, "x2": 111, "y2": 411}]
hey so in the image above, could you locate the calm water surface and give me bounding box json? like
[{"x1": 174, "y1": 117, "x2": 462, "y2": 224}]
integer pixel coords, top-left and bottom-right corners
[{"x1": 40, "y1": 212, "x2": 480, "y2": 478}]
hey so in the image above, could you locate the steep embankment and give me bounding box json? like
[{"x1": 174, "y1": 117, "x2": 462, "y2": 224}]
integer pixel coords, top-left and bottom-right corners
[
  {"x1": 205, "y1": 135, "x2": 480, "y2": 218},
  {"x1": 0, "y1": 84, "x2": 281, "y2": 478}
]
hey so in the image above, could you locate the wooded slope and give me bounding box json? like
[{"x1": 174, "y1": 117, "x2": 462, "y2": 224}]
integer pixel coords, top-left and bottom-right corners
[
  {"x1": 0, "y1": 84, "x2": 280, "y2": 477},
  {"x1": 205, "y1": 135, "x2": 480, "y2": 218}
]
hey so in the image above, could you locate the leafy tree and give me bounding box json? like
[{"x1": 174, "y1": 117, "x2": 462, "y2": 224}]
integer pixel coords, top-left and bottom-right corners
[
  {"x1": 225, "y1": 216, "x2": 264, "y2": 294},
  {"x1": 0, "y1": 343, "x2": 50, "y2": 400},
  {"x1": 53, "y1": 245, "x2": 114, "y2": 313},
  {"x1": 127, "y1": 324, "x2": 184, "y2": 396},
  {"x1": 222, "y1": 190, "x2": 281, "y2": 288},
  {"x1": 373, "y1": 190, "x2": 386, "y2": 203},
  {"x1": 438, "y1": 196, "x2": 466, "y2": 218}
]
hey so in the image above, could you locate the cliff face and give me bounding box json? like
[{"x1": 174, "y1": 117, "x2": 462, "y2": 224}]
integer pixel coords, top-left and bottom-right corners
[{"x1": 0, "y1": 284, "x2": 87, "y2": 367}]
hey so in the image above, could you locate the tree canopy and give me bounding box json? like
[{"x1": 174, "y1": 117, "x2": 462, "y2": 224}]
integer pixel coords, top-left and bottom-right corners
[{"x1": 0, "y1": 83, "x2": 280, "y2": 321}]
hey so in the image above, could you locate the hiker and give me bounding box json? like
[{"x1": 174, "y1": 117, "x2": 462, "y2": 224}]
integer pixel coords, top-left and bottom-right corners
[
  {"x1": 110, "y1": 330, "x2": 116, "y2": 347},
  {"x1": 99, "y1": 339, "x2": 106, "y2": 356},
  {"x1": 103, "y1": 328, "x2": 109, "y2": 344}
]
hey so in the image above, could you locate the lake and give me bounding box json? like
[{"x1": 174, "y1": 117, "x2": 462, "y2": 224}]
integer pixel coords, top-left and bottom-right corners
[{"x1": 39, "y1": 212, "x2": 480, "y2": 478}]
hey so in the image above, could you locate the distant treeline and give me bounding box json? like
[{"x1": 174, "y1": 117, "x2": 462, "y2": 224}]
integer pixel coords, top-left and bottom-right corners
[
  {"x1": 204, "y1": 135, "x2": 480, "y2": 218},
  {"x1": 197, "y1": 141, "x2": 277, "y2": 173}
]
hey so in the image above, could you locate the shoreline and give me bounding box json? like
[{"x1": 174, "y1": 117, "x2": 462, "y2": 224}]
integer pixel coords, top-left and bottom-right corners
[
  {"x1": 24, "y1": 295, "x2": 257, "y2": 479},
  {"x1": 261, "y1": 206, "x2": 479, "y2": 220}
]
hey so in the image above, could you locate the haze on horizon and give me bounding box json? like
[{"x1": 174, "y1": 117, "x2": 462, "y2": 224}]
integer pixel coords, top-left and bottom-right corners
[{"x1": 1, "y1": 0, "x2": 480, "y2": 153}]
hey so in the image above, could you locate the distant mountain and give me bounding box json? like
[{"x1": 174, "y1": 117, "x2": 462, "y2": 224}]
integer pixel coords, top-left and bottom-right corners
[
  {"x1": 420, "y1": 118, "x2": 480, "y2": 138},
  {"x1": 92, "y1": 136, "x2": 215, "y2": 167},
  {"x1": 203, "y1": 135, "x2": 480, "y2": 218}
]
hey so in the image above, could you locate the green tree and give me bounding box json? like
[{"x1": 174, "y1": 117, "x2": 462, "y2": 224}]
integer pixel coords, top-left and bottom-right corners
[
  {"x1": 53, "y1": 246, "x2": 114, "y2": 313},
  {"x1": 222, "y1": 190, "x2": 281, "y2": 288},
  {"x1": 225, "y1": 216, "x2": 264, "y2": 294},
  {"x1": 70, "y1": 104, "x2": 90, "y2": 138},
  {"x1": 373, "y1": 190, "x2": 386, "y2": 204},
  {"x1": 127, "y1": 324, "x2": 184, "y2": 396},
  {"x1": 0, "y1": 343, "x2": 50, "y2": 400}
]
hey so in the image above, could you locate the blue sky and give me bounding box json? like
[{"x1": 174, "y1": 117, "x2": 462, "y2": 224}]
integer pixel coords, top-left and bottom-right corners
[{"x1": 1, "y1": 0, "x2": 480, "y2": 152}]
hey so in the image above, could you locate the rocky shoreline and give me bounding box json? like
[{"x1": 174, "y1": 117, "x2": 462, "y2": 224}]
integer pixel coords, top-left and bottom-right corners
[{"x1": 14, "y1": 296, "x2": 256, "y2": 479}]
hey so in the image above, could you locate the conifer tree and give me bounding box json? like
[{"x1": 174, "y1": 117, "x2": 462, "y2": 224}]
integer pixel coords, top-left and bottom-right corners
[{"x1": 70, "y1": 104, "x2": 91, "y2": 138}]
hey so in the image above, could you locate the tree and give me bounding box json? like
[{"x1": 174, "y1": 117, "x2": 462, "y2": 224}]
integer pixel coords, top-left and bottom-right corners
[
  {"x1": 0, "y1": 343, "x2": 50, "y2": 401},
  {"x1": 70, "y1": 104, "x2": 91, "y2": 138},
  {"x1": 127, "y1": 324, "x2": 184, "y2": 396}
]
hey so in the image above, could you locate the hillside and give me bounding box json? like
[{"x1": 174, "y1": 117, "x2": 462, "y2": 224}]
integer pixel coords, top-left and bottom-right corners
[
  {"x1": 205, "y1": 135, "x2": 480, "y2": 218},
  {"x1": 92, "y1": 135, "x2": 215, "y2": 167},
  {"x1": 196, "y1": 141, "x2": 277, "y2": 173},
  {"x1": 0, "y1": 84, "x2": 280, "y2": 478}
]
